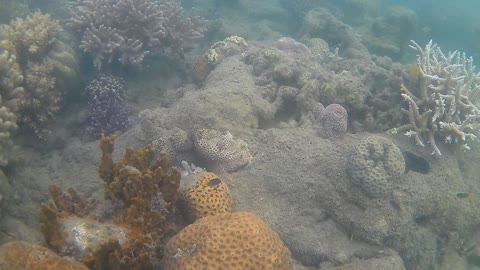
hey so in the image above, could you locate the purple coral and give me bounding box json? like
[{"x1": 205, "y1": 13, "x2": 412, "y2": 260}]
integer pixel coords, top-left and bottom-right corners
[
  {"x1": 69, "y1": 0, "x2": 207, "y2": 69},
  {"x1": 314, "y1": 102, "x2": 348, "y2": 138},
  {"x1": 86, "y1": 75, "x2": 130, "y2": 138}
]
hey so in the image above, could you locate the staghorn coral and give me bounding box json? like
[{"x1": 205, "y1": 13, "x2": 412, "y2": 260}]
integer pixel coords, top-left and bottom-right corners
[
  {"x1": 346, "y1": 136, "x2": 405, "y2": 198},
  {"x1": 391, "y1": 40, "x2": 480, "y2": 155},
  {"x1": 0, "y1": 50, "x2": 24, "y2": 166},
  {"x1": 193, "y1": 128, "x2": 252, "y2": 172},
  {"x1": 69, "y1": 0, "x2": 207, "y2": 69},
  {"x1": 0, "y1": 241, "x2": 89, "y2": 270},
  {"x1": 85, "y1": 75, "x2": 130, "y2": 138},
  {"x1": 163, "y1": 211, "x2": 293, "y2": 270},
  {"x1": 183, "y1": 171, "x2": 233, "y2": 221},
  {"x1": 0, "y1": 11, "x2": 79, "y2": 139},
  {"x1": 314, "y1": 102, "x2": 348, "y2": 138}
]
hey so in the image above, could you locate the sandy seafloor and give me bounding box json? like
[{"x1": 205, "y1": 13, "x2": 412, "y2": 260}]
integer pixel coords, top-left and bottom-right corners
[{"x1": 2, "y1": 40, "x2": 480, "y2": 270}]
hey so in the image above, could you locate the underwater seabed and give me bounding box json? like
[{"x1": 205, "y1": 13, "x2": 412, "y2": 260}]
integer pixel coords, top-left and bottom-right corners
[{"x1": 0, "y1": 38, "x2": 479, "y2": 270}]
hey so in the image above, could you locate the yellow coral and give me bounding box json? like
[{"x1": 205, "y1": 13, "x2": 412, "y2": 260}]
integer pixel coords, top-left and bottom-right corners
[
  {"x1": 163, "y1": 211, "x2": 293, "y2": 270},
  {"x1": 184, "y1": 172, "x2": 233, "y2": 220}
]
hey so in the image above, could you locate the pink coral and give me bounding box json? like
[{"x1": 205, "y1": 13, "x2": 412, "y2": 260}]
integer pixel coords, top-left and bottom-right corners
[{"x1": 315, "y1": 102, "x2": 348, "y2": 138}]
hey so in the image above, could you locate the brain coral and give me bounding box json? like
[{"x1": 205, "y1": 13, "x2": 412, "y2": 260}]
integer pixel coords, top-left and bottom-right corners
[
  {"x1": 163, "y1": 211, "x2": 293, "y2": 270},
  {"x1": 184, "y1": 171, "x2": 233, "y2": 221},
  {"x1": 346, "y1": 136, "x2": 405, "y2": 197},
  {"x1": 193, "y1": 128, "x2": 252, "y2": 172}
]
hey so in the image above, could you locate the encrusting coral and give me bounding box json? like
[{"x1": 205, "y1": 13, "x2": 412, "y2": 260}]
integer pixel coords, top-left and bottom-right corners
[
  {"x1": 69, "y1": 0, "x2": 207, "y2": 69},
  {"x1": 0, "y1": 11, "x2": 79, "y2": 139},
  {"x1": 193, "y1": 128, "x2": 252, "y2": 172},
  {"x1": 392, "y1": 40, "x2": 480, "y2": 155},
  {"x1": 183, "y1": 171, "x2": 233, "y2": 221},
  {"x1": 163, "y1": 211, "x2": 294, "y2": 270},
  {"x1": 347, "y1": 136, "x2": 405, "y2": 198},
  {"x1": 0, "y1": 50, "x2": 24, "y2": 166}
]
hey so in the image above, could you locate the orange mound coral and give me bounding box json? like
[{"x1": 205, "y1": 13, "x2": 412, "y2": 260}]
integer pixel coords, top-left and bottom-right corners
[
  {"x1": 0, "y1": 241, "x2": 89, "y2": 270},
  {"x1": 163, "y1": 211, "x2": 293, "y2": 270},
  {"x1": 184, "y1": 171, "x2": 233, "y2": 221}
]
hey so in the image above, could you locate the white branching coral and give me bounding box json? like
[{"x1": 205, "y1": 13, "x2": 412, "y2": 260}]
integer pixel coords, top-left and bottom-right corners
[{"x1": 392, "y1": 40, "x2": 480, "y2": 155}]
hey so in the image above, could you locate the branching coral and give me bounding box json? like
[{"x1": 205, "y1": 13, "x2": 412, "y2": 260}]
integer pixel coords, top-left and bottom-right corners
[
  {"x1": 0, "y1": 50, "x2": 24, "y2": 166},
  {"x1": 0, "y1": 11, "x2": 79, "y2": 139},
  {"x1": 69, "y1": 0, "x2": 207, "y2": 69},
  {"x1": 85, "y1": 75, "x2": 130, "y2": 138},
  {"x1": 392, "y1": 40, "x2": 480, "y2": 155}
]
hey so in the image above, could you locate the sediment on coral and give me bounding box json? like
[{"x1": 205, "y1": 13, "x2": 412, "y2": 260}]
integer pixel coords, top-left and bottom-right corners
[
  {"x1": 69, "y1": 0, "x2": 207, "y2": 69},
  {"x1": 391, "y1": 40, "x2": 480, "y2": 155}
]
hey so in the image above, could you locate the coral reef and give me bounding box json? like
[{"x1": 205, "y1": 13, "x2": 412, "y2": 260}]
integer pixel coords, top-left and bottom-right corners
[
  {"x1": 346, "y1": 135, "x2": 405, "y2": 197},
  {"x1": 392, "y1": 40, "x2": 480, "y2": 155},
  {"x1": 183, "y1": 171, "x2": 233, "y2": 221},
  {"x1": 0, "y1": 241, "x2": 89, "y2": 270},
  {"x1": 0, "y1": 11, "x2": 79, "y2": 139},
  {"x1": 193, "y1": 128, "x2": 252, "y2": 172},
  {"x1": 69, "y1": 0, "x2": 207, "y2": 69},
  {"x1": 0, "y1": 50, "x2": 24, "y2": 166},
  {"x1": 163, "y1": 211, "x2": 294, "y2": 270},
  {"x1": 85, "y1": 75, "x2": 130, "y2": 138},
  {"x1": 314, "y1": 102, "x2": 348, "y2": 138}
]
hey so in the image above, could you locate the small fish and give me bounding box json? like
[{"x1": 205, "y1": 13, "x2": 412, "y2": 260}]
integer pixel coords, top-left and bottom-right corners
[
  {"x1": 408, "y1": 63, "x2": 421, "y2": 78},
  {"x1": 208, "y1": 178, "x2": 222, "y2": 186},
  {"x1": 456, "y1": 192, "x2": 473, "y2": 199},
  {"x1": 421, "y1": 26, "x2": 431, "y2": 33}
]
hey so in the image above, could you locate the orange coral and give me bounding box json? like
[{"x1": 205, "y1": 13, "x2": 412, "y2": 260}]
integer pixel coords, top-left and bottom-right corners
[
  {"x1": 163, "y1": 211, "x2": 293, "y2": 270},
  {"x1": 0, "y1": 241, "x2": 89, "y2": 270},
  {"x1": 184, "y1": 171, "x2": 233, "y2": 221}
]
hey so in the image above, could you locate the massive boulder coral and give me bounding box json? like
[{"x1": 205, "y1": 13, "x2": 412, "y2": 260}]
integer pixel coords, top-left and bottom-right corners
[
  {"x1": 163, "y1": 211, "x2": 294, "y2": 270},
  {"x1": 314, "y1": 102, "x2": 348, "y2": 138},
  {"x1": 193, "y1": 128, "x2": 252, "y2": 172},
  {"x1": 0, "y1": 11, "x2": 79, "y2": 139},
  {"x1": 0, "y1": 50, "x2": 24, "y2": 166},
  {"x1": 69, "y1": 0, "x2": 207, "y2": 69},
  {"x1": 392, "y1": 40, "x2": 480, "y2": 155},
  {"x1": 346, "y1": 135, "x2": 405, "y2": 198}
]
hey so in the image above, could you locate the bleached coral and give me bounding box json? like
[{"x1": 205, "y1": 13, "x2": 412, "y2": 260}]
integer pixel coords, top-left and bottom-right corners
[{"x1": 392, "y1": 40, "x2": 480, "y2": 155}]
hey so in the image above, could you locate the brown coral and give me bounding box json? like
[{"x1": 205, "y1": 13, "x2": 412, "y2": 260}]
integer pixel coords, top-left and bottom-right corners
[
  {"x1": 315, "y1": 103, "x2": 348, "y2": 138},
  {"x1": 193, "y1": 128, "x2": 252, "y2": 172},
  {"x1": 184, "y1": 171, "x2": 233, "y2": 221},
  {"x1": 0, "y1": 241, "x2": 89, "y2": 270},
  {"x1": 163, "y1": 211, "x2": 293, "y2": 270}
]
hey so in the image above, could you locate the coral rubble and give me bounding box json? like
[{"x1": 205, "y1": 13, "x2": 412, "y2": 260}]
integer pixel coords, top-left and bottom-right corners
[
  {"x1": 69, "y1": 0, "x2": 207, "y2": 69},
  {"x1": 392, "y1": 40, "x2": 480, "y2": 155},
  {"x1": 163, "y1": 211, "x2": 294, "y2": 270},
  {"x1": 85, "y1": 75, "x2": 130, "y2": 138}
]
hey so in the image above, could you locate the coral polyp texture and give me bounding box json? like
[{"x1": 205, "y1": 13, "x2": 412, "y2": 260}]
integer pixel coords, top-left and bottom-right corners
[
  {"x1": 0, "y1": 11, "x2": 79, "y2": 139},
  {"x1": 0, "y1": 241, "x2": 89, "y2": 270},
  {"x1": 85, "y1": 75, "x2": 130, "y2": 138},
  {"x1": 314, "y1": 102, "x2": 348, "y2": 138},
  {"x1": 347, "y1": 136, "x2": 405, "y2": 198},
  {"x1": 0, "y1": 50, "x2": 24, "y2": 166},
  {"x1": 184, "y1": 171, "x2": 233, "y2": 221},
  {"x1": 69, "y1": 0, "x2": 207, "y2": 69},
  {"x1": 163, "y1": 211, "x2": 293, "y2": 270},
  {"x1": 193, "y1": 128, "x2": 252, "y2": 172},
  {"x1": 392, "y1": 40, "x2": 480, "y2": 155}
]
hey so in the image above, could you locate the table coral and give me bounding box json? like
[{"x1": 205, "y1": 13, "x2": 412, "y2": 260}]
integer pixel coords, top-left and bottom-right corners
[
  {"x1": 0, "y1": 50, "x2": 24, "y2": 166},
  {"x1": 392, "y1": 40, "x2": 480, "y2": 155},
  {"x1": 193, "y1": 128, "x2": 252, "y2": 172},
  {"x1": 184, "y1": 171, "x2": 233, "y2": 221},
  {"x1": 346, "y1": 136, "x2": 405, "y2": 198},
  {"x1": 163, "y1": 211, "x2": 293, "y2": 270}
]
